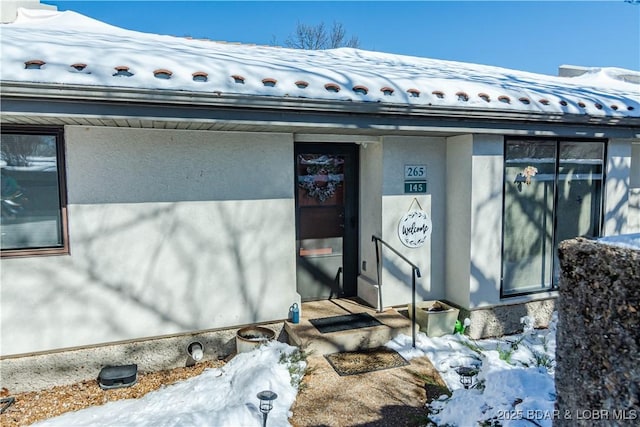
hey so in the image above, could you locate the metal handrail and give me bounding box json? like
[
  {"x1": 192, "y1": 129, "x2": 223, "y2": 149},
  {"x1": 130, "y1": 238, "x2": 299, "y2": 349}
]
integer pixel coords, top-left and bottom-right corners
[{"x1": 372, "y1": 235, "x2": 421, "y2": 348}]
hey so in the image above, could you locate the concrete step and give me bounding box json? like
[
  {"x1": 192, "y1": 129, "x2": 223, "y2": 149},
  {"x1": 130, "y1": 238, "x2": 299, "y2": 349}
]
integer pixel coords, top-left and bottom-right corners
[{"x1": 284, "y1": 299, "x2": 411, "y2": 355}]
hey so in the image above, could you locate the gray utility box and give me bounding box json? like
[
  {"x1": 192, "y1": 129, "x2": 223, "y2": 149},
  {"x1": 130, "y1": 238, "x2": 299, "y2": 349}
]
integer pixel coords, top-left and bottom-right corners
[{"x1": 98, "y1": 364, "x2": 138, "y2": 390}]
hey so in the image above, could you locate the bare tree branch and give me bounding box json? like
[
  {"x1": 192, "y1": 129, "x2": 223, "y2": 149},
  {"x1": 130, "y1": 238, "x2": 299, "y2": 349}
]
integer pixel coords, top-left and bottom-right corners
[
  {"x1": 329, "y1": 22, "x2": 345, "y2": 48},
  {"x1": 285, "y1": 21, "x2": 360, "y2": 50}
]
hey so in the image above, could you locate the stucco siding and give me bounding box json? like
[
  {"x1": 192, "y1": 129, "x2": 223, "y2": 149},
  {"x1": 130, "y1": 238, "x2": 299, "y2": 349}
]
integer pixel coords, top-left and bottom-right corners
[
  {"x1": 604, "y1": 138, "x2": 632, "y2": 236},
  {"x1": 1, "y1": 127, "x2": 297, "y2": 355},
  {"x1": 380, "y1": 136, "x2": 446, "y2": 307},
  {"x1": 629, "y1": 142, "x2": 640, "y2": 233},
  {"x1": 468, "y1": 134, "x2": 504, "y2": 307},
  {"x1": 445, "y1": 135, "x2": 473, "y2": 308},
  {"x1": 65, "y1": 127, "x2": 293, "y2": 204},
  {"x1": 357, "y1": 141, "x2": 383, "y2": 307}
]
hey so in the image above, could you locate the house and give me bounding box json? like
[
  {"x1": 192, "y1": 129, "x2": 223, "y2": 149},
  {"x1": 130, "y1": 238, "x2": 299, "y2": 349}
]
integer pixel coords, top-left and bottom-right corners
[{"x1": 1, "y1": 6, "x2": 639, "y2": 359}]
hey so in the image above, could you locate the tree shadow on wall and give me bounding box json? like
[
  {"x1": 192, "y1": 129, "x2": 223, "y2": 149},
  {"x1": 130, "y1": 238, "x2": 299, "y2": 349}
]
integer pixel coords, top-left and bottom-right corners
[
  {"x1": 469, "y1": 141, "x2": 629, "y2": 335},
  {"x1": 9, "y1": 199, "x2": 291, "y2": 353}
]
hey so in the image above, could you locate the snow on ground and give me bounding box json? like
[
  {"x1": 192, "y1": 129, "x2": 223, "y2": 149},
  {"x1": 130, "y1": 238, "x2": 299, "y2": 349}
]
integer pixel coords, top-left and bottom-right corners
[
  {"x1": 35, "y1": 316, "x2": 557, "y2": 427},
  {"x1": 34, "y1": 341, "x2": 306, "y2": 427},
  {"x1": 388, "y1": 314, "x2": 557, "y2": 427}
]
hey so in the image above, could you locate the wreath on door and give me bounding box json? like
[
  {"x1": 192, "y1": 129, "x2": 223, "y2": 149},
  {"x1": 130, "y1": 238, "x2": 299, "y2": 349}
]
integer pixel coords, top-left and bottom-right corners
[{"x1": 298, "y1": 155, "x2": 343, "y2": 202}]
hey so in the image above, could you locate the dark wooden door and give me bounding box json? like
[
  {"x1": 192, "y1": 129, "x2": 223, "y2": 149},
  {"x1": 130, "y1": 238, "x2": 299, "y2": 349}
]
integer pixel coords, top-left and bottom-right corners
[{"x1": 295, "y1": 143, "x2": 359, "y2": 301}]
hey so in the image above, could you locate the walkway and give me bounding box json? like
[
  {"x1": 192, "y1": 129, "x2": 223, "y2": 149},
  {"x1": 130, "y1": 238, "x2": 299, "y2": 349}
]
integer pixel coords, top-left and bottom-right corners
[
  {"x1": 289, "y1": 353, "x2": 447, "y2": 426},
  {"x1": 287, "y1": 299, "x2": 449, "y2": 426}
]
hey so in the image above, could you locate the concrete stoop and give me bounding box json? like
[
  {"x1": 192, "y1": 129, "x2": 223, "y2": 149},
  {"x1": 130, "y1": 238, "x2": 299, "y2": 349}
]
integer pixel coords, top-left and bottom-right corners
[{"x1": 284, "y1": 298, "x2": 412, "y2": 355}]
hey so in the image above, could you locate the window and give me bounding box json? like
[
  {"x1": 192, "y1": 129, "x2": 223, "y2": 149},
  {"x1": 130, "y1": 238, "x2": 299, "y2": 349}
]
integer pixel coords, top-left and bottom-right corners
[
  {"x1": 501, "y1": 139, "x2": 605, "y2": 296},
  {"x1": 1, "y1": 127, "x2": 68, "y2": 256}
]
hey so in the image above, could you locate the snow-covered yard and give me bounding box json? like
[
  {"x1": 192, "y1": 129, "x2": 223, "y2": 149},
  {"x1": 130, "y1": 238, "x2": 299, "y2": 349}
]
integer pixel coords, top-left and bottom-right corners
[
  {"x1": 389, "y1": 315, "x2": 557, "y2": 426},
  {"x1": 34, "y1": 315, "x2": 557, "y2": 427}
]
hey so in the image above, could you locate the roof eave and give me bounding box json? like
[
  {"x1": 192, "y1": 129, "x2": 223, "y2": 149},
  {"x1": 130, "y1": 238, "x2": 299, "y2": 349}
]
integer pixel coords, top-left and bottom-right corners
[
  {"x1": 0, "y1": 82, "x2": 640, "y2": 139},
  {"x1": 2, "y1": 81, "x2": 639, "y2": 131}
]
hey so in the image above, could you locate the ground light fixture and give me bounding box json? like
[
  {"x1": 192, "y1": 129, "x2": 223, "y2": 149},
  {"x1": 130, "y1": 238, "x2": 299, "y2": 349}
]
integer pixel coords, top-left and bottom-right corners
[
  {"x1": 186, "y1": 341, "x2": 204, "y2": 362},
  {"x1": 456, "y1": 366, "x2": 479, "y2": 389},
  {"x1": 256, "y1": 390, "x2": 278, "y2": 427}
]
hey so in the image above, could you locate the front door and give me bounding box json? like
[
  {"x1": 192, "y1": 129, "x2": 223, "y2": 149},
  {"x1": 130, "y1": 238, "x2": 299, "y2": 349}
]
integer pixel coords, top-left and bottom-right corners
[{"x1": 295, "y1": 143, "x2": 359, "y2": 301}]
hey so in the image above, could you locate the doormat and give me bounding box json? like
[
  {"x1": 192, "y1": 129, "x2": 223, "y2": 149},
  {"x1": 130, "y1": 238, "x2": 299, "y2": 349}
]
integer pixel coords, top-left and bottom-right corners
[
  {"x1": 325, "y1": 347, "x2": 409, "y2": 376},
  {"x1": 309, "y1": 312, "x2": 383, "y2": 334}
]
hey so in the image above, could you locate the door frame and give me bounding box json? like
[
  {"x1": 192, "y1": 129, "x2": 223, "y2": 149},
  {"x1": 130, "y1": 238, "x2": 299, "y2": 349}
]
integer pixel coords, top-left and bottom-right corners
[{"x1": 294, "y1": 142, "x2": 359, "y2": 299}]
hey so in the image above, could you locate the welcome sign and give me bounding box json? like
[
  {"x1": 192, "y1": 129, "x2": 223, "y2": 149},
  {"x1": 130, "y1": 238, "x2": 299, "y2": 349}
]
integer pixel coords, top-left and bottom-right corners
[{"x1": 398, "y1": 210, "x2": 432, "y2": 248}]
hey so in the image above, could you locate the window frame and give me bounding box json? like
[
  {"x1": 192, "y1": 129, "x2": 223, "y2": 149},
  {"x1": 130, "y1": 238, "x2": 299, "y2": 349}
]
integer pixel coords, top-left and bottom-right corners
[
  {"x1": 1, "y1": 126, "x2": 69, "y2": 258},
  {"x1": 500, "y1": 137, "x2": 607, "y2": 298}
]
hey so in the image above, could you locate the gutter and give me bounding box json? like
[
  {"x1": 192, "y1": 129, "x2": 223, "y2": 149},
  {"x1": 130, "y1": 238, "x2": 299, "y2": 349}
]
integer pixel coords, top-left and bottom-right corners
[
  {"x1": 2, "y1": 82, "x2": 640, "y2": 139},
  {"x1": 3, "y1": 81, "x2": 639, "y2": 128}
]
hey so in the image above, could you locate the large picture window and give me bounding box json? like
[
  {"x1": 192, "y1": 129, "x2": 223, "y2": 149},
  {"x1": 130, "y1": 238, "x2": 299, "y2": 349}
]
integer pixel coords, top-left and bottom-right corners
[
  {"x1": 501, "y1": 139, "x2": 605, "y2": 296},
  {"x1": 1, "y1": 127, "x2": 68, "y2": 256}
]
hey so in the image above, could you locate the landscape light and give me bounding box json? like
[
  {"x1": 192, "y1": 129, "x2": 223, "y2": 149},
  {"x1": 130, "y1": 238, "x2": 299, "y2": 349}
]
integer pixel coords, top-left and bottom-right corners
[
  {"x1": 456, "y1": 366, "x2": 479, "y2": 389},
  {"x1": 256, "y1": 390, "x2": 278, "y2": 427}
]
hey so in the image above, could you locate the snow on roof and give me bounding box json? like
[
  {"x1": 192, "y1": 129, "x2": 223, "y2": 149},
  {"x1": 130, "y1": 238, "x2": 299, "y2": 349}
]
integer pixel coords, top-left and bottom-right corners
[{"x1": 2, "y1": 8, "x2": 639, "y2": 118}]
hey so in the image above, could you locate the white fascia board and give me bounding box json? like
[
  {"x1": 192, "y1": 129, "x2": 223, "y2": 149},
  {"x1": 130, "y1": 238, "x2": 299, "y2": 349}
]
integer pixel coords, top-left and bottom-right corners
[
  {"x1": 2, "y1": 82, "x2": 640, "y2": 136},
  {"x1": 0, "y1": 81, "x2": 588, "y2": 121}
]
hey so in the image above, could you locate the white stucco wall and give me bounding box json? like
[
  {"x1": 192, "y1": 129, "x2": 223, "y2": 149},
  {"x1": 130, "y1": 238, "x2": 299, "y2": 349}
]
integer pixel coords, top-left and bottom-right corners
[
  {"x1": 3, "y1": 126, "x2": 636, "y2": 355},
  {"x1": 357, "y1": 140, "x2": 384, "y2": 307},
  {"x1": 444, "y1": 134, "x2": 504, "y2": 308},
  {"x1": 628, "y1": 142, "x2": 640, "y2": 233},
  {"x1": 604, "y1": 138, "x2": 633, "y2": 236},
  {"x1": 379, "y1": 136, "x2": 446, "y2": 307},
  {"x1": 631, "y1": 143, "x2": 640, "y2": 189},
  {"x1": 445, "y1": 135, "x2": 473, "y2": 308},
  {"x1": 446, "y1": 135, "x2": 638, "y2": 311},
  {"x1": 1, "y1": 126, "x2": 297, "y2": 355},
  {"x1": 468, "y1": 135, "x2": 505, "y2": 307}
]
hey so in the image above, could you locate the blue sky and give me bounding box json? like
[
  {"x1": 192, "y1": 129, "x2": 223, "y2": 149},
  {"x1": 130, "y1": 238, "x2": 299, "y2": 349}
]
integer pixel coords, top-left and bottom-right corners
[{"x1": 43, "y1": 1, "x2": 640, "y2": 76}]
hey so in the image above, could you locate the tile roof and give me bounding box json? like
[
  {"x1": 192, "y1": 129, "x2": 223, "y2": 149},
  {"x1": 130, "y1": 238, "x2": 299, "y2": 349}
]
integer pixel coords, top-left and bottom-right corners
[{"x1": 1, "y1": 8, "x2": 639, "y2": 118}]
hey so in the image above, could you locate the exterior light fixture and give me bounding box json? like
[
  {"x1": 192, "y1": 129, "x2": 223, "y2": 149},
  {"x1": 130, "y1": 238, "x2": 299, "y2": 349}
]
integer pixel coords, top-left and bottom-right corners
[
  {"x1": 256, "y1": 390, "x2": 278, "y2": 427},
  {"x1": 186, "y1": 341, "x2": 204, "y2": 362},
  {"x1": 456, "y1": 366, "x2": 478, "y2": 389}
]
